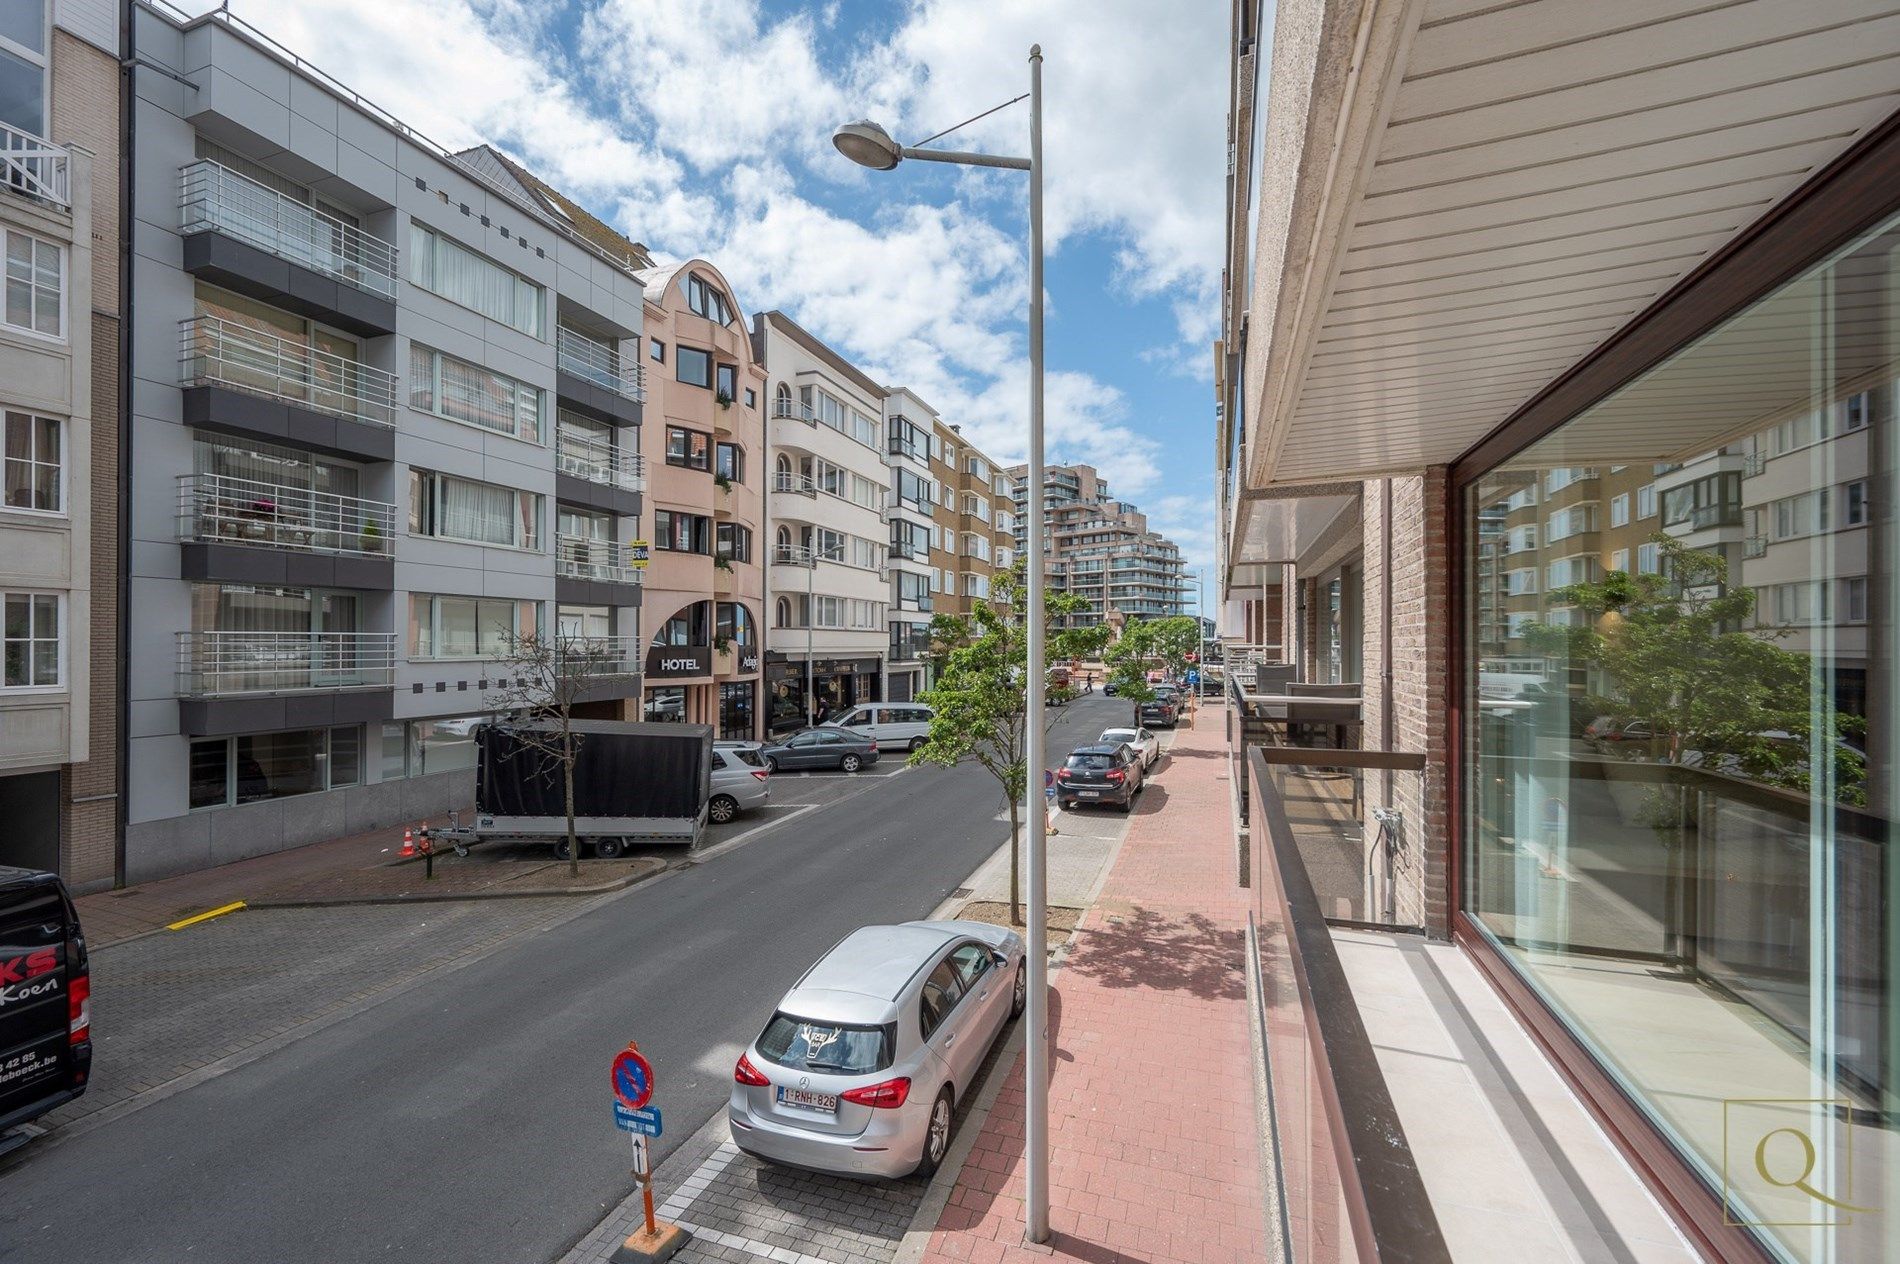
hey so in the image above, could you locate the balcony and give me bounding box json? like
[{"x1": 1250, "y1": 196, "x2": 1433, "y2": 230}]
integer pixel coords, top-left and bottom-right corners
[
  {"x1": 1, "y1": 121, "x2": 69, "y2": 208},
  {"x1": 557, "y1": 635, "x2": 642, "y2": 677},
  {"x1": 179, "y1": 316, "x2": 399, "y2": 461},
  {"x1": 178, "y1": 160, "x2": 397, "y2": 334},
  {"x1": 555, "y1": 326, "x2": 644, "y2": 425},
  {"x1": 773, "y1": 398, "x2": 817, "y2": 424},
  {"x1": 177, "y1": 630, "x2": 396, "y2": 697},
  {"x1": 177, "y1": 473, "x2": 397, "y2": 588},
  {"x1": 773, "y1": 544, "x2": 817, "y2": 567},
  {"x1": 773, "y1": 471, "x2": 817, "y2": 497},
  {"x1": 556, "y1": 535, "x2": 644, "y2": 587},
  {"x1": 554, "y1": 429, "x2": 645, "y2": 492},
  {"x1": 1745, "y1": 534, "x2": 1768, "y2": 559}
]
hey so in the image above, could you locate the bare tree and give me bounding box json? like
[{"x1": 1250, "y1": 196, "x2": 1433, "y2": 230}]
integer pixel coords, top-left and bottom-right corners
[{"x1": 487, "y1": 629, "x2": 636, "y2": 878}]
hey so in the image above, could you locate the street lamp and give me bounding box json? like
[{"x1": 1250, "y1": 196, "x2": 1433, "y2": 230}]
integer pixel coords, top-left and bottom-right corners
[{"x1": 834, "y1": 47, "x2": 1051, "y2": 1246}]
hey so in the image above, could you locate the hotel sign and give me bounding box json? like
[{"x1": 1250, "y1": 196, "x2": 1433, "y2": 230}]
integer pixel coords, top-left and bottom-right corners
[{"x1": 646, "y1": 646, "x2": 711, "y2": 677}]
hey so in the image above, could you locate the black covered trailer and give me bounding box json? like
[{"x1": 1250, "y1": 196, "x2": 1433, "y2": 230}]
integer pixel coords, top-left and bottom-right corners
[{"x1": 426, "y1": 720, "x2": 713, "y2": 856}]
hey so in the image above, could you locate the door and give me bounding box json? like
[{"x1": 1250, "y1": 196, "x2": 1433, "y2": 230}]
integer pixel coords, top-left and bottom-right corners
[
  {"x1": 313, "y1": 593, "x2": 360, "y2": 687},
  {"x1": 946, "y1": 941, "x2": 1006, "y2": 1065},
  {"x1": 917, "y1": 956, "x2": 970, "y2": 1095},
  {"x1": 781, "y1": 731, "x2": 822, "y2": 768}
]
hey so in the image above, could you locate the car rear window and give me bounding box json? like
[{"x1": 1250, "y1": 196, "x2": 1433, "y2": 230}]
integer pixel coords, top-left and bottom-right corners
[
  {"x1": 726, "y1": 747, "x2": 764, "y2": 767},
  {"x1": 1066, "y1": 753, "x2": 1114, "y2": 771},
  {"x1": 1101, "y1": 731, "x2": 1136, "y2": 743},
  {"x1": 757, "y1": 1013, "x2": 893, "y2": 1074}
]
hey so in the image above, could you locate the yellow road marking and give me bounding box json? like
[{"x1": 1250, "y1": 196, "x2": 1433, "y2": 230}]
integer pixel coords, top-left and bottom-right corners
[{"x1": 166, "y1": 900, "x2": 247, "y2": 931}]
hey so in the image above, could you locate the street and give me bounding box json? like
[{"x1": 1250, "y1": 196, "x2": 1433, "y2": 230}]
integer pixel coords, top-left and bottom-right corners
[{"x1": 0, "y1": 695, "x2": 1139, "y2": 1264}]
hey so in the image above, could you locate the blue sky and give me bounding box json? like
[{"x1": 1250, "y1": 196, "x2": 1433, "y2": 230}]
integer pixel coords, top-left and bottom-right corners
[{"x1": 182, "y1": 0, "x2": 1229, "y2": 589}]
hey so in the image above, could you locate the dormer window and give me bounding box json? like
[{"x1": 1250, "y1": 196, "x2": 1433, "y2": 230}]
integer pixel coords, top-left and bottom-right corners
[{"x1": 686, "y1": 272, "x2": 734, "y2": 325}]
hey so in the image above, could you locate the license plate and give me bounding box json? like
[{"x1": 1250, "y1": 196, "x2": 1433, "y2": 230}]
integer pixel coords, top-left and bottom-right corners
[
  {"x1": 1078, "y1": 790, "x2": 1100, "y2": 798},
  {"x1": 777, "y1": 1086, "x2": 838, "y2": 1112}
]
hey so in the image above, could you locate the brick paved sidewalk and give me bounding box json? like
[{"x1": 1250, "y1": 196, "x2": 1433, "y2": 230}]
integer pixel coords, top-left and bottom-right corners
[{"x1": 916, "y1": 706, "x2": 1270, "y2": 1264}]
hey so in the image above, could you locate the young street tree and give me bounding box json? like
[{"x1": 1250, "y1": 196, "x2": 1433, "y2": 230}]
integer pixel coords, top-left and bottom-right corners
[
  {"x1": 912, "y1": 561, "x2": 1107, "y2": 924},
  {"x1": 1103, "y1": 614, "x2": 1200, "y2": 725},
  {"x1": 487, "y1": 629, "x2": 636, "y2": 877}
]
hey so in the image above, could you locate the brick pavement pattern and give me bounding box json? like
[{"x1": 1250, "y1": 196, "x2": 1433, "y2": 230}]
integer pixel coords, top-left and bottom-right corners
[{"x1": 917, "y1": 706, "x2": 1270, "y2": 1264}]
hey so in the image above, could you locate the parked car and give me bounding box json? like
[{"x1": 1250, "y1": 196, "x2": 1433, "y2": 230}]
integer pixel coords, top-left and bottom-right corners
[
  {"x1": 715, "y1": 740, "x2": 769, "y2": 768},
  {"x1": 708, "y1": 748, "x2": 772, "y2": 824},
  {"x1": 729, "y1": 920, "x2": 1026, "y2": 1179},
  {"x1": 1137, "y1": 696, "x2": 1178, "y2": 728},
  {"x1": 1103, "y1": 680, "x2": 1119, "y2": 697},
  {"x1": 0, "y1": 867, "x2": 90, "y2": 1137},
  {"x1": 1055, "y1": 742, "x2": 1146, "y2": 811},
  {"x1": 760, "y1": 728, "x2": 881, "y2": 773},
  {"x1": 1100, "y1": 726, "x2": 1160, "y2": 770},
  {"x1": 824, "y1": 703, "x2": 935, "y2": 754}
]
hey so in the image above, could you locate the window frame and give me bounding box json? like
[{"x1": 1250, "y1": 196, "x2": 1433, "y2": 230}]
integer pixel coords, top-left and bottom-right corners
[
  {"x1": 407, "y1": 469, "x2": 542, "y2": 551},
  {"x1": 408, "y1": 221, "x2": 546, "y2": 338},
  {"x1": 2, "y1": 227, "x2": 64, "y2": 341},
  {"x1": 1, "y1": 589, "x2": 61, "y2": 690},
  {"x1": 675, "y1": 345, "x2": 713, "y2": 389},
  {"x1": 665, "y1": 425, "x2": 712, "y2": 472},
  {"x1": 188, "y1": 724, "x2": 365, "y2": 812},
  {"x1": 2, "y1": 409, "x2": 62, "y2": 515}
]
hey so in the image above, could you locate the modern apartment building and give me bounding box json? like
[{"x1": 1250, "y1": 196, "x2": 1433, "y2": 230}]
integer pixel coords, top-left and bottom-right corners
[
  {"x1": 0, "y1": 1, "x2": 118, "y2": 889},
  {"x1": 634, "y1": 260, "x2": 766, "y2": 740},
  {"x1": 752, "y1": 310, "x2": 889, "y2": 733},
  {"x1": 1007, "y1": 462, "x2": 1186, "y2": 629},
  {"x1": 927, "y1": 421, "x2": 1014, "y2": 627},
  {"x1": 881, "y1": 387, "x2": 939, "y2": 702},
  {"x1": 124, "y1": 4, "x2": 647, "y2": 880},
  {"x1": 1218, "y1": 1, "x2": 1900, "y2": 1260}
]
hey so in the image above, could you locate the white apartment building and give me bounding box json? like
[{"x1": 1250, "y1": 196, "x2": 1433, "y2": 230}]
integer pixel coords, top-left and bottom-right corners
[
  {"x1": 752, "y1": 311, "x2": 890, "y2": 732},
  {"x1": 882, "y1": 387, "x2": 941, "y2": 702}
]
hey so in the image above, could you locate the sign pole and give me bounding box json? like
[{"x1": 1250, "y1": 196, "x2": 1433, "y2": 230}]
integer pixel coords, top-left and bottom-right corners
[{"x1": 610, "y1": 1042, "x2": 685, "y2": 1263}]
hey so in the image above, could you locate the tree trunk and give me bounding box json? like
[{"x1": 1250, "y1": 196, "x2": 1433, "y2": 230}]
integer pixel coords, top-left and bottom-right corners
[
  {"x1": 1008, "y1": 799, "x2": 1021, "y2": 927},
  {"x1": 564, "y1": 730, "x2": 580, "y2": 879}
]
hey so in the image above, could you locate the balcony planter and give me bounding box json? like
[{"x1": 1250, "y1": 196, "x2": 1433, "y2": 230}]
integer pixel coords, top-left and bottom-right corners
[
  {"x1": 713, "y1": 554, "x2": 733, "y2": 571},
  {"x1": 360, "y1": 518, "x2": 383, "y2": 554},
  {"x1": 714, "y1": 473, "x2": 732, "y2": 493},
  {"x1": 715, "y1": 391, "x2": 734, "y2": 410}
]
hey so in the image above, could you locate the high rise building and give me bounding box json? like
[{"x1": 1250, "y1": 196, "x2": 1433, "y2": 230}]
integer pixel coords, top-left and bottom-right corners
[
  {"x1": 0, "y1": 0, "x2": 120, "y2": 888},
  {"x1": 1006, "y1": 462, "x2": 1187, "y2": 628}
]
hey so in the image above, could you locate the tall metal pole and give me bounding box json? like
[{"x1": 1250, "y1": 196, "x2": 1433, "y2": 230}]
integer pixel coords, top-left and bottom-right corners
[
  {"x1": 807, "y1": 543, "x2": 816, "y2": 723},
  {"x1": 1022, "y1": 42, "x2": 1050, "y2": 1249}
]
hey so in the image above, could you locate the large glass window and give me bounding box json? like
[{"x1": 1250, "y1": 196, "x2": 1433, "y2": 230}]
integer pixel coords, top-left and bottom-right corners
[
  {"x1": 409, "y1": 470, "x2": 540, "y2": 549},
  {"x1": 676, "y1": 346, "x2": 712, "y2": 389},
  {"x1": 408, "y1": 223, "x2": 544, "y2": 337},
  {"x1": 408, "y1": 594, "x2": 537, "y2": 659},
  {"x1": 410, "y1": 344, "x2": 544, "y2": 443},
  {"x1": 4, "y1": 228, "x2": 61, "y2": 337},
  {"x1": 0, "y1": 6, "x2": 45, "y2": 139},
  {"x1": 189, "y1": 726, "x2": 361, "y2": 810},
  {"x1": 665, "y1": 426, "x2": 710, "y2": 471},
  {"x1": 1463, "y1": 211, "x2": 1897, "y2": 1264},
  {"x1": 3, "y1": 410, "x2": 59, "y2": 511},
  {"x1": 2, "y1": 591, "x2": 57, "y2": 687},
  {"x1": 719, "y1": 681, "x2": 754, "y2": 740}
]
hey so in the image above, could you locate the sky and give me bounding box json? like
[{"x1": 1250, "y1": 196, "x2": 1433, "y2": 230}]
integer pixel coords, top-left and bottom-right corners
[{"x1": 177, "y1": 0, "x2": 1231, "y2": 601}]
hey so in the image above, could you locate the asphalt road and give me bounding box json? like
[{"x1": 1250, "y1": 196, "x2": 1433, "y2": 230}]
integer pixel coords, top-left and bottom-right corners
[{"x1": 0, "y1": 694, "x2": 1135, "y2": 1264}]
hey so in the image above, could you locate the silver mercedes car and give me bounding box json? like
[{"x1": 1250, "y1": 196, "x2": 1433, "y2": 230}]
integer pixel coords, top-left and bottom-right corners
[{"x1": 729, "y1": 919, "x2": 1027, "y2": 1179}]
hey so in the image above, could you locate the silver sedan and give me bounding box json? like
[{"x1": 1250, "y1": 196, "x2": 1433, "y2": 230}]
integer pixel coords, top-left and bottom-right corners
[{"x1": 728, "y1": 920, "x2": 1026, "y2": 1179}]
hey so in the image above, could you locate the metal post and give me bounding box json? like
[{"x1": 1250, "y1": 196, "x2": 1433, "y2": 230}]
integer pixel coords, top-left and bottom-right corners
[
  {"x1": 807, "y1": 544, "x2": 816, "y2": 724},
  {"x1": 1023, "y1": 42, "x2": 1050, "y2": 1249}
]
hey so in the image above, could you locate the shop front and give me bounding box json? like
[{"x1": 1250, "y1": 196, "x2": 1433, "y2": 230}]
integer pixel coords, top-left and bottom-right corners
[{"x1": 764, "y1": 654, "x2": 882, "y2": 730}]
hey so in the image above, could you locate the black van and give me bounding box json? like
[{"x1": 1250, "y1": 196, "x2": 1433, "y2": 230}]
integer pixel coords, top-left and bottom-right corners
[{"x1": 0, "y1": 867, "x2": 90, "y2": 1133}]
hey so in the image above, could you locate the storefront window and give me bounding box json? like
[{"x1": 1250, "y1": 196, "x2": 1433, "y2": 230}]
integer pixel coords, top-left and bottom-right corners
[
  {"x1": 188, "y1": 726, "x2": 361, "y2": 809},
  {"x1": 719, "y1": 681, "x2": 754, "y2": 740},
  {"x1": 1463, "y1": 211, "x2": 1896, "y2": 1262},
  {"x1": 645, "y1": 686, "x2": 686, "y2": 723},
  {"x1": 409, "y1": 717, "x2": 481, "y2": 775}
]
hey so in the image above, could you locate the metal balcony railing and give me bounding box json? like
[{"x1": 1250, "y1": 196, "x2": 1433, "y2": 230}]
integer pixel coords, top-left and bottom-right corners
[
  {"x1": 556, "y1": 326, "x2": 646, "y2": 402},
  {"x1": 180, "y1": 316, "x2": 399, "y2": 428},
  {"x1": 556, "y1": 535, "x2": 643, "y2": 585},
  {"x1": 557, "y1": 635, "x2": 642, "y2": 676},
  {"x1": 1, "y1": 121, "x2": 69, "y2": 208},
  {"x1": 774, "y1": 544, "x2": 817, "y2": 567},
  {"x1": 773, "y1": 398, "x2": 816, "y2": 424},
  {"x1": 555, "y1": 428, "x2": 646, "y2": 491},
  {"x1": 177, "y1": 630, "x2": 396, "y2": 696},
  {"x1": 1745, "y1": 534, "x2": 1768, "y2": 559},
  {"x1": 179, "y1": 160, "x2": 398, "y2": 298},
  {"x1": 177, "y1": 473, "x2": 397, "y2": 557},
  {"x1": 773, "y1": 471, "x2": 817, "y2": 497},
  {"x1": 1744, "y1": 450, "x2": 1767, "y2": 477}
]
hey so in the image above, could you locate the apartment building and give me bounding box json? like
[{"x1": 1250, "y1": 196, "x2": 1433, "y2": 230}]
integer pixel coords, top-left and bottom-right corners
[
  {"x1": 927, "y1": 421, "x2": 1014, "y2": 626},
  {"x1": 882, "y1": 387, "x2": 939, "y2": 702},
  {"x1": 634, "y1": 261, "x2": 766, "y2": 740},
  {"x1": 1218, "y1": 0, "x2": 1900, "y2": 1259},
  {"x1": 752, "y1": 311, "x2": 889, "y2": 733},
  {"x1": 0, "y1": 1, "x2": 117, "y2": 888},
  {"x1": 1007, "y1": 462, "x2": 1186, "y2": 629},
  {"x1": 125, "y1": 4, "x2": 648, "y2": 880}
]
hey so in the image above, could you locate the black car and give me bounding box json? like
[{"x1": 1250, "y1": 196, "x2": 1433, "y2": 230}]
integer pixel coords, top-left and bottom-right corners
[
  {"x1": 1055, "y1": 743, "x2": 1146, "y2": 812},
  {"x1": 0, "y1": 867, "x2": 90, "y2": 1138},
  {"x1": 1138, "y1": 696, "x2": 1179, "y2": 728},
  {"x1": 759, "y1": 727, "x2": 881, "y2": 772},
  {"x1": 1103, "y1": 681, "x2": 1119, "y2": 697}
]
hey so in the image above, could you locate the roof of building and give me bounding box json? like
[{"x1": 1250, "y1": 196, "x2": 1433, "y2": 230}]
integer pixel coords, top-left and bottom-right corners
[
  {"x1": 754, "y1": 310, "x2": 886, "y2": 402},
  {"x1": 456, "y1": 145, "x2": 656, "y2": 273}
]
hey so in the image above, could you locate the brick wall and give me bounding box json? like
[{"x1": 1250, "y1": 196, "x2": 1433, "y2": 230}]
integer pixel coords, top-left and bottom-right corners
[
  {"x1": 1357, "y1": 471, "x2": 1452, "y2": 935},
  {"x1": 53, "y1": 32, "x2": 121, "y2": 891}
]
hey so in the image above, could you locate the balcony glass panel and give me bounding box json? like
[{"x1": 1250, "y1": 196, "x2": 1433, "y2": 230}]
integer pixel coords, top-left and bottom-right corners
[
  {"x1": 180, "y1": 160, "x2": 397, "y2": 297},
  {"x1": 556, "y1": 325, "x2": 645, "y2": 401}
]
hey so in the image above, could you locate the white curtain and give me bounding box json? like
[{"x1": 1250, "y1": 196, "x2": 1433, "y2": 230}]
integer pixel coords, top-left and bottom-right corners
[{"x1": 441, "y1": 476, "x2": 517, "y2": 547}]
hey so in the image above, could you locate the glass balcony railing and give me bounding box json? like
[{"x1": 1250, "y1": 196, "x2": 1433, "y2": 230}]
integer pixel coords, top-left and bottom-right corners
[
  {"x1": 773, "y1": 544, "x2": 817, "y2": 567},
  {"x1": 1, "y1": 120, "x2": 70, "y2": 207},
  {"x1": 556, "y1": 535, "x2": 643, "y2": 585},
  {"x1": 555, "y1": 428, "x2": 645, "y2": 492},
  {"x1": 179, "y1": 160, "x2": 397, "y2": 298},
  {"x1": 177, "y1": 473, "x2": 397, "y2": 557},
  {"x1": 773, "y1": 471, "x2": 817, "y2": 496},
  {"x1": 177, "y1": 630, "x2": 396, "y2": 696},
  {"x1": 556, "y1": 326, "x2": 646, "y2": 402},
  {"x1": 179, "y1": 315, "x2": 399, "y2": 428},
  {"x1": 557, "y1": 635, "x2": 642, "y2": 676},
  {"x1": 773, "y1": 398, "x2": 817, "y2": 424}
]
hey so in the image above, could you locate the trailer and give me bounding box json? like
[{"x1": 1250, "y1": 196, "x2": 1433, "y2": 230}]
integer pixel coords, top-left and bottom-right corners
[{"x1": 422, "y1": 720, "x2": 713, "y2": 858}]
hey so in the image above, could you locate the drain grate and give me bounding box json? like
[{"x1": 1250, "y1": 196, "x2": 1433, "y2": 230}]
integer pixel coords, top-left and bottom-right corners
[{"x1": 949, "y1": 886, "x2": 973, "y2": 899}]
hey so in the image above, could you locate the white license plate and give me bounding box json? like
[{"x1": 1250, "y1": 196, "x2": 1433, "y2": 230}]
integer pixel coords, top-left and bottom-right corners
[
  {"x1": 1078, "y1": 790, "x2": 1100, "y2": 798},
  {"x1": 777, "y1": 1086, "x2": 838, "y2": 1112}
]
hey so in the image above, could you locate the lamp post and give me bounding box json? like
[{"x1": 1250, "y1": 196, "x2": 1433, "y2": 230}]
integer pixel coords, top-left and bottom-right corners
[{"x1": 834, "y1": 47, "x2": 1050, "y2": 1245}]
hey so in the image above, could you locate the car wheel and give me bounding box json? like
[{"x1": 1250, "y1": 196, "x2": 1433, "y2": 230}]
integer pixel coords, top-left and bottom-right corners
[
  {"x1": 914, "y1": 1087, "x2": 955, "y2": 1179},
  {"x1": 553, "y1": 836, "x2": 575, "y2": 861},
  {"x1": 841, "y1": 753, "x2": 863, "y2": 773},
  {"x1": 708, "y1": 794, "x2": 739, "y2": 824},
  {"x1": 909, "y1": 736, "x2": 927, "y2": 753},
  {"x1": 593, "y1": 836, "x2": 626, "y2": 859},
  {"x1": 762, "y1": 755, "x2": 778, "y2": 773},
  {"x1": 1010, "y1": 963, "x2": 1027, "y2": 1018}
]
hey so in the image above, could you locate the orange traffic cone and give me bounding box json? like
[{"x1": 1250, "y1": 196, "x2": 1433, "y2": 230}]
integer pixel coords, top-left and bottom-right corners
[{"x1": 401, "y1": 827, "x2": 416, "y2": 858}]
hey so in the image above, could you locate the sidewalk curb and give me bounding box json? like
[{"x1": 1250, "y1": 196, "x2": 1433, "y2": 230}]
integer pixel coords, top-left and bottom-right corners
[{"x1": 245, "y1": 859, "x2": 671, "y2": 909}]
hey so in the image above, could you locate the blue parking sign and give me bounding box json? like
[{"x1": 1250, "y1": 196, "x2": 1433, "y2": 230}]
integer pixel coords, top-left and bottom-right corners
[{"x1": 613, "y1": 1103, "x2": 662, "y2": 1136}]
